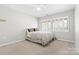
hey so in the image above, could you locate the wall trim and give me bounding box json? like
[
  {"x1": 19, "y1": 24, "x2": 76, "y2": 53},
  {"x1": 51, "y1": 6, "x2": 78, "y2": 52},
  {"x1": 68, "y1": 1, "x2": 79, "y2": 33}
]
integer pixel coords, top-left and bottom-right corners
[
  {"x1": 0, "y1": 39, "x2": 24, "y2": 47},
  {"x1": 58, "y1": 39, "x2": 74, "y2": 43}
]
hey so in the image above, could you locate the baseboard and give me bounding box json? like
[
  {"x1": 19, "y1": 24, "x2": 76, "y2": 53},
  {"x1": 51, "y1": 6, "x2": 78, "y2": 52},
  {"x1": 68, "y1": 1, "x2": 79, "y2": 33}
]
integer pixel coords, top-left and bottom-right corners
[
  {"x1": 58, "y1": 39, "x2": 74, "y2": 43},
  {"x1": 0, "y1": 39, "x2": 24, "y2": 47}
]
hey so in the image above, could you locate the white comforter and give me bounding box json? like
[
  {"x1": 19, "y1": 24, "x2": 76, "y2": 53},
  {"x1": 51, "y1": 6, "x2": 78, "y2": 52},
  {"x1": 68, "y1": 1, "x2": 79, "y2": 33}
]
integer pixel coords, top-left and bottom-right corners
[{"x1": 26, "y1": 31, "x2": 53, "y2": 45}]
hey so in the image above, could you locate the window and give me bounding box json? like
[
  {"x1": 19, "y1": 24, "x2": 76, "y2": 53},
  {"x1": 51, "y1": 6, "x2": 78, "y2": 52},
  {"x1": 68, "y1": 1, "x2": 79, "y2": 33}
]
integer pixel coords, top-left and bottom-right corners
[
  {"x1": 40, "y1": 16, "x2": 69, "y2": 32},
  {"x1": 41, "y1": 21, "x2": 51, "y2": 32},
  {"x1": 52, "y1": 16, "x2": 69, "y2": 32}
]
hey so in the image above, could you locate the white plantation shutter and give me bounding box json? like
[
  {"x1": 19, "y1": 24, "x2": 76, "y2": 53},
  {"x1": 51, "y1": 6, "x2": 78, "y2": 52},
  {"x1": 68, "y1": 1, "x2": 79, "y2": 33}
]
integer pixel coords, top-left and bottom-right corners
[
  {"x1": 52, "y1": 16, "x2": 69, "y2": 32},
  {"x1": 41, "y1": 22, "x2": 51, "y2": 32},
  {"x1": 40, "y1": 16, "x2": 69, "y2": 32}
]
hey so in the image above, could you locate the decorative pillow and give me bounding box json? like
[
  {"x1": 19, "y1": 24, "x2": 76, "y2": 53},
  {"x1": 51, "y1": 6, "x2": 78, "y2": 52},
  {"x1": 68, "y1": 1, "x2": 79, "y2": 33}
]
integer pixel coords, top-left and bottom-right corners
[
  {"x1": 28, "y1": 29, "x2": 30, "y2": 32},
  {"x1": 27, "y1": 28, "x2": 39, "y2": 32},
  {"x1": 33, "y1": 28, "x2": 35, "y2": 31}
]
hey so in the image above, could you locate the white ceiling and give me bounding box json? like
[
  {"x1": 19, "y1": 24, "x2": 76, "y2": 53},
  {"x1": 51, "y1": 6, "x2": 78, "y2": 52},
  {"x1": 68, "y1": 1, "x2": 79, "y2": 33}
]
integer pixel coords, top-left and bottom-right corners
[{"x1": 3, "y1": 4, "x2": 75, "y2": 17}]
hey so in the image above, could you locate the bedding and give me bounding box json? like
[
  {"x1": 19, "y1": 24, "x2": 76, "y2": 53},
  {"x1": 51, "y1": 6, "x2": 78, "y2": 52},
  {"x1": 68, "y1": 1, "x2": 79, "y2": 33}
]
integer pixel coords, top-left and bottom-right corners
[{"x1": 26, "y1": 31, "x2": 54, "y2": 46}]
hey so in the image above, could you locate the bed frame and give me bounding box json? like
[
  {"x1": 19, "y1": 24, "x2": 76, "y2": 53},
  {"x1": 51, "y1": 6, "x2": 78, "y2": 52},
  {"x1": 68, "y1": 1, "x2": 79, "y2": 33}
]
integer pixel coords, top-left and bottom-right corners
[
  {"x1": 25, "y1": 37, "x2": 57, "y2": 47},
  {"x1": 25, "y1": 28, "x2": 57, "y2": 47}
]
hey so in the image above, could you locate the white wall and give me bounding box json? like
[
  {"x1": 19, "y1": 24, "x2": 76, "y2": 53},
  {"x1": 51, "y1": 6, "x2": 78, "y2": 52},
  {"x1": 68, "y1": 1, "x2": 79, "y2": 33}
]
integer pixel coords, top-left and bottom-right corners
[
  {"x1": 0, "y1": 5, "x2": 38, "y2": 45},
  {"x1": 38, "y1": 9, "x2": 75, "y2": 42},
  {"x1": 75, "y1": 5, "x2": 79, "y2": 48}
]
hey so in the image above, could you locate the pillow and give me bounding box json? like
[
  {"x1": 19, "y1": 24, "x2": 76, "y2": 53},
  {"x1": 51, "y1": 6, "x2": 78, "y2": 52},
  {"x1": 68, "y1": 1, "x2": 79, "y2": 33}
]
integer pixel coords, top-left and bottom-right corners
[
  {"x1": 28, "y1": 29, "x2": 30, "y2": 32},
  {"x1": 33, "y1": 28, "x2": 35, "y2": 31},
  {"x1": 27, "y1": 28, "x2": 39, "y2": 32}
]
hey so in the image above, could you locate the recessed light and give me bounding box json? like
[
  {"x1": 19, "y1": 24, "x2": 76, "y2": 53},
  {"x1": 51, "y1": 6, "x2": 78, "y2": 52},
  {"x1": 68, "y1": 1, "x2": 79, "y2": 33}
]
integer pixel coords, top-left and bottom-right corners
[{"x1": 36, "y1": 7, "x2": 41, "y2": 11}]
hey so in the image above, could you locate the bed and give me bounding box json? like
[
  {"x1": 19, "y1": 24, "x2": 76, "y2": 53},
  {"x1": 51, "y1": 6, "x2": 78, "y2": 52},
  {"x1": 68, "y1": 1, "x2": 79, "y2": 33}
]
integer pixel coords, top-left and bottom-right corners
[{"x1": 25, "y1": 28, "x2": 56, "y2": 46}]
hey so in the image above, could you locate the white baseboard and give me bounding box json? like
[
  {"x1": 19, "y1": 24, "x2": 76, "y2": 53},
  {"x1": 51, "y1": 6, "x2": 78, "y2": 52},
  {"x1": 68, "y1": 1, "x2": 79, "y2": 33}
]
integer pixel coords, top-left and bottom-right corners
[
  {"x1": 0, "y1": 39, "x2": 24, "y2": 47},
  {"x1": 58, "y1": 39, "x2": 74, "y2": 43}
]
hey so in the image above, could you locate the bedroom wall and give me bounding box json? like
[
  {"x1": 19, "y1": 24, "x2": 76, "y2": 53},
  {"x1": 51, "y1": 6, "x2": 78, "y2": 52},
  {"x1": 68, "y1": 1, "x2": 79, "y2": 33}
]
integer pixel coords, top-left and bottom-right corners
[
  {"x1": 75, "y1": 5, "x2": 79, "y2": 48},
  {"x1": 38, "y1": 9, "x2": 75, "y2": 42},
  {"x1": 0, "y1": 5, "x2": 38, "y2": 45}
]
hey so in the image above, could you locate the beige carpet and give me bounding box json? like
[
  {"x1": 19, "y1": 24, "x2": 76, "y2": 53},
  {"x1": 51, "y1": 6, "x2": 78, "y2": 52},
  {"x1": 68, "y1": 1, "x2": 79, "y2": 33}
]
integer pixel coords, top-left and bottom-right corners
[{"x1": 0, "y1": 40, "x2": 78, "y2": 55}]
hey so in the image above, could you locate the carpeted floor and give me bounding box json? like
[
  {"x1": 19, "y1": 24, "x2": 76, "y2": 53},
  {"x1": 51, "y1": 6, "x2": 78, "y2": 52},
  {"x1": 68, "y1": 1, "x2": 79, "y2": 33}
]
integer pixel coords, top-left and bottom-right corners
[{"x1": 0, "y1": 40, "x2": 78, "y2": 55}]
